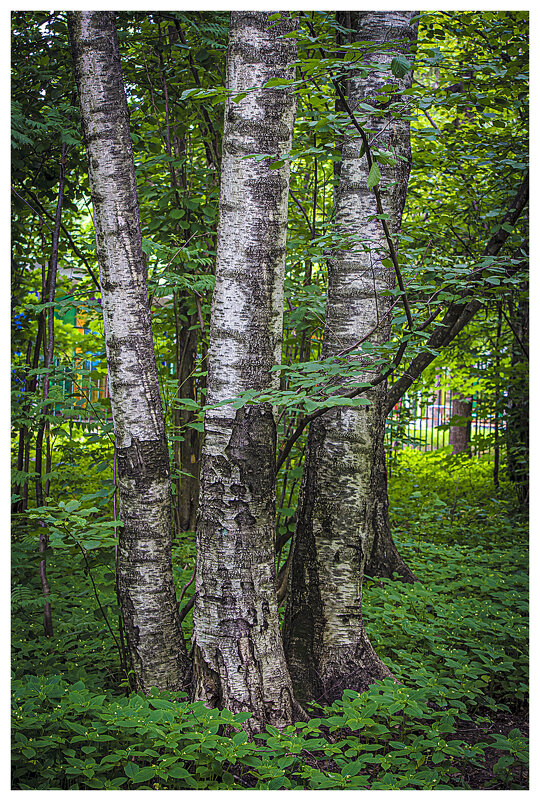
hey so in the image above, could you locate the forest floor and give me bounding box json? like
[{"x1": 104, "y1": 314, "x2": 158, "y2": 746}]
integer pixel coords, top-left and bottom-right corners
[
  {"x1": 451, "y1": 711, "x2": 529, "y2": 789},
  {"x1": 12, "y1": 449, "x2": 528, "y2": 789}
]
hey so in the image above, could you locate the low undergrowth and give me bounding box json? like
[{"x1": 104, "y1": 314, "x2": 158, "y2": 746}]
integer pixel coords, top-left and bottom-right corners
[{"x1": 12, "y1": 453, "x2": 528, "y2": 789}]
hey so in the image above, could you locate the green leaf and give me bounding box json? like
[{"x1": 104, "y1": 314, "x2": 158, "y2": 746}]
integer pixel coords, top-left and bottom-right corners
[
  {"x1": 175, "y1": 397, "x2": 201, "y2": 410},
  {"x1": 265, "y1": 724, "x2": 280, "y2": 737},
  {"x1": 367, "y1": 162, "x2": 381, "y2": 190},
  {"x1": 391, "y1": 56, "x2": 412, "y2": 78},
  {"x1": 124, "y1": 762, "x2": 138, "y2": 779},
  {"x1": 264, "y1": 78, "x2": 295, "y2": 88},
  {"x1": 131, "y1": 766, "x2": 156, "y2": 783},
  {"x1": 304, "y1": 399, "x2": 319, "y2": 413},
  {"x1": 233, "y1": 712, "x2": 252, "y2": 723},
  {"x1": 188, "y1": 421, "x2": 205, "y2": 432},
  {"x1": 168, "y1": 765, "x2": 191, "y2": 779}
]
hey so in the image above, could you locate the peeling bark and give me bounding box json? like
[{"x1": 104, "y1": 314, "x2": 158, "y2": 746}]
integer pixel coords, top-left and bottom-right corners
[
  {"x1": 192, "y1": 11, "x2": 302, "y2": 732},
  {"x1": 284, "y1": 11, "x2": 418, "y2": 704},
  {"x1": 68, "y1": 11, "x2": 190, "y2": 692}
]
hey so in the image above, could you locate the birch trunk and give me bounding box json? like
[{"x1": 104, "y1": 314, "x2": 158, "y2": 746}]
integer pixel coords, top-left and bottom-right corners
[
  {"x1": 192, "y1": 11, "x2": 301, "y2": 731},
  {"x1": 284, "y1": 11, "x2": 417, "y2": 704},
  {"x1": 68, "y1": 11, "x2": 190, "y2": 692}
]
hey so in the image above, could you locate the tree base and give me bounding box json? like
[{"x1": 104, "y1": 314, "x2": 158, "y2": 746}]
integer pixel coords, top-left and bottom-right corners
[
  {"x1": 366, "y1": 526, "x2": 418, "y2": 583},
  {"x1": 287, "y1": 620, "x2": 397, "y2": 708},
  {"x1": 192, "y1": 642, "x2": 308, "y2": 736}
]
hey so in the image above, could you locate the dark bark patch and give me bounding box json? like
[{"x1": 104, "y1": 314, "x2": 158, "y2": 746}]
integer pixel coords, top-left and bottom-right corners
[
  {"x1": 116, "y1": 435, "x2": 170, "y2": 484},
  {"x1": 225, "y1": 405, "x2": 276, "y2": 491}
]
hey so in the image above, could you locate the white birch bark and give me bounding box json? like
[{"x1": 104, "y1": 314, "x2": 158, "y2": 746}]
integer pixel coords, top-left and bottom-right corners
[
  {"x1": 68, "y1": 11, "x2": 190, "y2": 692},
  {"x1": 284, "y1": 11, "x2": 418, "y2": 703},
  {"x1": 192, "y1": 11, "x2": 302, "y2": 731}
]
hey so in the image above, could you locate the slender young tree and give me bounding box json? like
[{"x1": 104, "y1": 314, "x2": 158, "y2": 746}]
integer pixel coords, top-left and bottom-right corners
[
  {"x1": 192, "y1": 11, "x2": 303, "y2": 731},
  {"x1": 68, "y1": 11, "x2": 190, "y2": 692},
  {"x1": 284, "y1": 11, "x2": 418, "y2": 704},
  {"x1": 505, "y1": 275, "x2": 528, "y2": 509}
]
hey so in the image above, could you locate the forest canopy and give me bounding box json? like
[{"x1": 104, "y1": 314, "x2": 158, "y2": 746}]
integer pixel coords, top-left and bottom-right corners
[{"x1": 12, "y1": 10, "x2": 528, "y2": 791}]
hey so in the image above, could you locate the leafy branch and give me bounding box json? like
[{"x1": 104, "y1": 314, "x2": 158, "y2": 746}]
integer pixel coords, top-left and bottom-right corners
[{"x1": 385, "y1": 172, "x2": 529, "y2": 412}]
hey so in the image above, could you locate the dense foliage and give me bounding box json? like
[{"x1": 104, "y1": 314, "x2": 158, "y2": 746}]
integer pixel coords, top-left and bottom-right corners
[
  {"x1": 11, "y1": 9, "x2": 528, "y2": 790},
  {"x1": 12, "y1": 455, "x2": 528, "y2": 789}
]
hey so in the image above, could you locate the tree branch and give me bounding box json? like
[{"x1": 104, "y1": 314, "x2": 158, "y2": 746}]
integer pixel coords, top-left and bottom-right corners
[
  {"x1": 384, "y1": 172, "x2": 529, "y2": 413},
  {"x1": 501, "y1": 304, "x2": 529, "y2": 359},
  {"x1": 15, "y1": 185, "x2": 101, "y2": 289},
  {"x1": 276, "y1": 337, "x2": 409, "y2": 472},
  {"x1": 289, "y1": 187, "x2": 312, "y2": 229}
]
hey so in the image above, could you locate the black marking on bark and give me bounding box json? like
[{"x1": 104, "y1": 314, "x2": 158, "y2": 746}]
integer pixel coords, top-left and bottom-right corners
[{"x1": 116, "y1": 435, "x2": 170, "y2": 483}]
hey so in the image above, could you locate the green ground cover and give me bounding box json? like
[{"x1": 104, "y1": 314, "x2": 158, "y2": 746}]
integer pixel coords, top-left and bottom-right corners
[{"x1": 11, "y1": 451, "x2": 528, "y2": 790}]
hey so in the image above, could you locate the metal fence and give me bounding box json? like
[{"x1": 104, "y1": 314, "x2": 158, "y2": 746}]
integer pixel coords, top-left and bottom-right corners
[
  {"x1": 45, "y1": 359, "x2": 500, "y2": 460},
  {"x1": 49, "y1": 358, "x2": 110, "y2": 424},
  {"x1": 385, "y1": 387, "x2": 499, "y2": 457}
]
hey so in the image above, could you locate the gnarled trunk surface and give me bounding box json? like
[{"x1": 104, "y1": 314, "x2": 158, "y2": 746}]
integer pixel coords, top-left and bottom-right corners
[
  {"x1": 192, "y1": 11, "x2": 302, "y2": 732},
  {"x1": 69, "y1": 11, "x2": 190, "y2": 692},
  {"x1": 284, "y1": 11, "x2": 418, "y2": 704}
]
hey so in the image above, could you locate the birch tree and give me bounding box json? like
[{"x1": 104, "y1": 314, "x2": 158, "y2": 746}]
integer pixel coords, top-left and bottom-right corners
[
  {"x1": 284, "y1": 11, "x2": 418, "y2": 703},
  {"x1": 192, "y1": 11, "x2": 303, "y2": 731},
  {"x1": 68, "y1": 11, "x2": 190, "y2": 692}
]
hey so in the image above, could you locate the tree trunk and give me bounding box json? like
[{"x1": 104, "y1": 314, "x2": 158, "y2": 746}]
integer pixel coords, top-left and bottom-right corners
[
  {"x1": 35, "y1": 142, "x2": 66, "y2": 510},
  {"x1": 173, "y1": 302, "x2": 201, "y2": 533},
  {"x1": 363, "y1": 440, "x2": 417, "y2": 582},
  {"x1": 284, "y1": 11, "x2": 418, "y2": 705},
  {"x1": 506, "y1": 285, "x2": 528, "y2": 509},
  {"x1": 152, "y1": 34, "x2": 203, "y2": 533},
  {"x1": 13, "y1": 337, "x2": 38, "y2": 515},
  {"x1": 449, "y1": 392, "x2": 473, "y2": 455},
  {"x1": 68, "y1": 10, "x2": 190, "y2": 692},
  {"x1": 493, "y1": 303, "x2": 503, "y2": 489},
  {"x1": 192, "y1": 11, "x2": 302, "y2": 732},
  {"x1": 35, "y1": 142, "x2": 67, "y2": 639}
]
